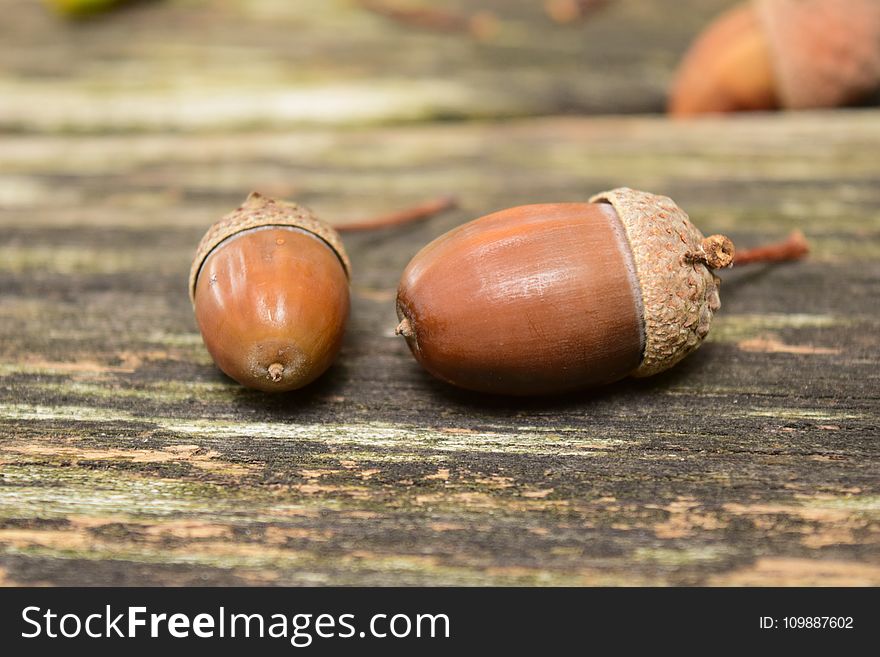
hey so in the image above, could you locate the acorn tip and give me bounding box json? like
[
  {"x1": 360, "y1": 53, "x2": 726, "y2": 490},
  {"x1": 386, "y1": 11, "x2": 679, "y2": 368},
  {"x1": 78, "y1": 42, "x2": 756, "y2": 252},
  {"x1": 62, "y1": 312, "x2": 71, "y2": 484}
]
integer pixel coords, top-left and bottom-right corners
[
  {"x1": 395, "y1": 318, "x2": 414, "y2": 338},
  {"x1": 267, "y1": 362, "x2": 284, "y2": 382}
]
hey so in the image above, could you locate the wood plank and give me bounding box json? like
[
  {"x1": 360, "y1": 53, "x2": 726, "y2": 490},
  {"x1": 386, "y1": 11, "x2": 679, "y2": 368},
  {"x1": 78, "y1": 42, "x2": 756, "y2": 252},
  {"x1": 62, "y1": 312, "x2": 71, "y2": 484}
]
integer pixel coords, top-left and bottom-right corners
[
  {"x1": 1, "y1": 111, "x2": 878, "y2": 585},
  {"x1": 0, "y1": 0, "x2": 737, "y2": 131}
]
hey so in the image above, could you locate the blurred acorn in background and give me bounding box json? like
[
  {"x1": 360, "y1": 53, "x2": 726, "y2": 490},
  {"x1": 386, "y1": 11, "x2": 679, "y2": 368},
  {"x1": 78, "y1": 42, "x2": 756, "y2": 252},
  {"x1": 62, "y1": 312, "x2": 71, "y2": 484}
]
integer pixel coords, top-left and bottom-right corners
[{"x1": 669, "y1": 0, "x2": 880, "y2": 116}]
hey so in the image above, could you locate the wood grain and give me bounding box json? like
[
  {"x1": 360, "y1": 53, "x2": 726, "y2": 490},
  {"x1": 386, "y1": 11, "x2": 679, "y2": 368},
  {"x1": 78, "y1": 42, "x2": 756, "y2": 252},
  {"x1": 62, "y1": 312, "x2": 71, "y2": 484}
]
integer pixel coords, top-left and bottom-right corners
[
  {"x1": 0, "y1": 0, "x2": 878, "y2": 586},
  {"x1": 0, "y1": 0, "x2": 735, "y2": 130}
]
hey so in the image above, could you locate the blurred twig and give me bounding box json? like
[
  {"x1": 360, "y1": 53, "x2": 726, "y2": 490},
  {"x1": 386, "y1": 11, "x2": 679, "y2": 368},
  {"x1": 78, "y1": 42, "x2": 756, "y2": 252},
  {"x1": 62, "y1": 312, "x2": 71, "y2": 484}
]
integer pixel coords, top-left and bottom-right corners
[
  {"x1": 544, "y1": 0, "x2": 611, "y2": 24},
  {"x1": 357, "y1": 0, "x2": 468, "y2": 31},
  {"x1": 334, "y1": 196, "x2": 458, "y2": 233},
  {"x1": 356, "y1": 1, "x2": 499, "y2": 41}
]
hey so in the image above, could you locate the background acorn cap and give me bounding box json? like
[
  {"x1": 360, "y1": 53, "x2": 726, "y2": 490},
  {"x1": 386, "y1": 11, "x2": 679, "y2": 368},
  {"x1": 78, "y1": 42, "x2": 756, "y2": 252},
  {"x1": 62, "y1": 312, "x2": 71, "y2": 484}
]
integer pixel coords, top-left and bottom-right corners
[
  {"x1": 188, "y1": 193, "x2": 350, "y2": 305},
  {"x1": 758, "y1": 0, "x2": 880, "y2": 109},
  {"x1": 590, "y1": 188, "x2": 725, "y2": 378}
]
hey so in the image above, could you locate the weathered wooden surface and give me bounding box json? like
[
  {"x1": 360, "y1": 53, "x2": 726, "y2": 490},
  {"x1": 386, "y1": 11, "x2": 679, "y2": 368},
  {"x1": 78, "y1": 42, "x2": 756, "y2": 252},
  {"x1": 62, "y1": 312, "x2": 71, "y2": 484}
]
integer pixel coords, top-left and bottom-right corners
[
  {"x1": 0, "y1": 0, "x2": 735, "y2": 130},
  {"x1": 2, "y1": 111, "x2": 879, "y2": 586},
  {"x1": 0, "y1": 1, "x2": 879, "y2": 586}
]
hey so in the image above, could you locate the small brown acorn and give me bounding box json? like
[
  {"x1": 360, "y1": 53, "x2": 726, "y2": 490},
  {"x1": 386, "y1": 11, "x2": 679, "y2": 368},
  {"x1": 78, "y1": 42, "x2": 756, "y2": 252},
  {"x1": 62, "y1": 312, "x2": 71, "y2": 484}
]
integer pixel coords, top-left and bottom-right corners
[
  {"x1": 669, "y1": 0, "x2": 880, "y2": 116},
  {"x1": 190, "y1": 193, "x2": 350, "y2": 392},
  {"x1": 395, "y1": 188, "x2": 734, "y2": 396}
]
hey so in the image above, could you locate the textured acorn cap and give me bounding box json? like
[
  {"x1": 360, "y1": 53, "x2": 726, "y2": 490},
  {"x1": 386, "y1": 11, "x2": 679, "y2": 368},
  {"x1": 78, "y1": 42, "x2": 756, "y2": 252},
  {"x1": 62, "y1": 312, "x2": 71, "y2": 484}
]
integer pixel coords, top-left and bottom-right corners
[
  {"x1": 589, "y1": 188, "x2": 731, "y2": 377},
  {"x1": 758, "y1": 0, "x2": 880, "y2": 109},
  {"x1": 189, "y1": 192, "x2": 350, "y2": 304}
]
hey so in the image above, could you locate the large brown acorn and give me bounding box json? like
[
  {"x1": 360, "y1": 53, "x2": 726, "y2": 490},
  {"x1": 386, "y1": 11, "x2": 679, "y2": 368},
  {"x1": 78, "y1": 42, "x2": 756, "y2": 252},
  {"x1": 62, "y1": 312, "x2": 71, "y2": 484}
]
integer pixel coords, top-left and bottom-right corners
[
  {"x1": 668, "y1": 0, "x2": 880, "y2": 116},
  {"x1": 190, "y1": 193, "x2": 350, "y2": 392},
  {"x1": 395, "y1": 188, "x2": 736, "y2": 396}
]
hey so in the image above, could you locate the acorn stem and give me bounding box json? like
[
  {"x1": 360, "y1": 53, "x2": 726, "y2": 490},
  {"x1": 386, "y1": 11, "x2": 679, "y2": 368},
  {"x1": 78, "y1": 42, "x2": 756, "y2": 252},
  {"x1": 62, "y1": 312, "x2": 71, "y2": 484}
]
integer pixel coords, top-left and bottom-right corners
[
  {"x1": 267, "y1": 362, "x2": 285, "y2": 382},
  {"x1": 734, "y1": 230, "x2": 809, "y2": 266},
  {"x1": 334, "y1": 196, "x2": 457, "y2": 233},
  {"x1": 695, "y1": 234, "x2": 736, "y2": 269}
]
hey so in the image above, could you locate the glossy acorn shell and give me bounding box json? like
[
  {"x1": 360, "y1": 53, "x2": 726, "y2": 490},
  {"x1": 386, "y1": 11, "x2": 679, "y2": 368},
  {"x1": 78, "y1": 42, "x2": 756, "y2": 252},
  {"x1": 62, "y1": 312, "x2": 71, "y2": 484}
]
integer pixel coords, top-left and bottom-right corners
[
  {"x1": 396, "y1": 189, "x2": 727, "y2": 396},
  {"x1": 396, "y1": 203, "x2": 645, "y2": 395},
  {"x1": 191, "y1": 195, "x2": 350, "y2": 392}
]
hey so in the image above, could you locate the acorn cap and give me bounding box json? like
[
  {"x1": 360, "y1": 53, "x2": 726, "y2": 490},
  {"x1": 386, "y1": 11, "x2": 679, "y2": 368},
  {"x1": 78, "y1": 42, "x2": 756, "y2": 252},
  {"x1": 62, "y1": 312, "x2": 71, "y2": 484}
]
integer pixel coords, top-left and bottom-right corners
[
  {"x1": 757, "y1": 0, "x2": 880, "y2": 109},
  {"x1": 589, "y1": 188, "x2": 730, "y2": 377},
  {"x1": 189, "y1": 192, "x2": 350, "y2": 304}
]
